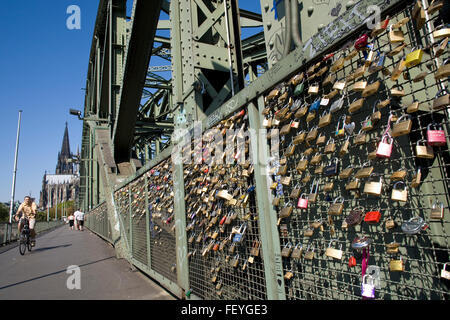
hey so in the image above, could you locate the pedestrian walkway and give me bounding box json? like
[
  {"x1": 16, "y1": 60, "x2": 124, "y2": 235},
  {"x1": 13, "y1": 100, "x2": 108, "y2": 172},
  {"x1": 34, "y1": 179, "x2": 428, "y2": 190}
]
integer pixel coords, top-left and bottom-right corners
[{"x1": 0, "y1": 225, "x2": 175, "y2": 300}]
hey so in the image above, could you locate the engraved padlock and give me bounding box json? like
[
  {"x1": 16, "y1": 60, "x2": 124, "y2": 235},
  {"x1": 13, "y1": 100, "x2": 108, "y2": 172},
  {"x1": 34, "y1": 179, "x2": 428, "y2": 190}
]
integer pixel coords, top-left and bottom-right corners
[{"x1": 427, "y1": 123, "x2": 446, "y2": 147}]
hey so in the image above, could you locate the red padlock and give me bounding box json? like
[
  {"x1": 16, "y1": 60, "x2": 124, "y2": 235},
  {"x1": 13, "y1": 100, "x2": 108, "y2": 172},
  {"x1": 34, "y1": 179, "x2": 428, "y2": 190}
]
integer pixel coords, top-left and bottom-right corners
[
  {"x1": 376, "y1": 134, "x2": 393, "y2": 158},
  {"x1": 219, "y1": 215, "x2": 227, "y2": 226},
  {"x1": 364, "y1": 211, "x2": 381, "y2": 224},
  {"x1": 355, "y1": 33, "x2": 369, "y2": 51},
  {"x1": 297, "y1": 193, "x2": 309, "y2": 209},
  {"x1": 427, "y1": 123, "x2": 446, "y2": 147},
  {"x1": 348, "y1": 256, "x2": 357, "y2": 267},
  {"x1": 323, "y1": 52, "x2": 335, "y2": 61}
]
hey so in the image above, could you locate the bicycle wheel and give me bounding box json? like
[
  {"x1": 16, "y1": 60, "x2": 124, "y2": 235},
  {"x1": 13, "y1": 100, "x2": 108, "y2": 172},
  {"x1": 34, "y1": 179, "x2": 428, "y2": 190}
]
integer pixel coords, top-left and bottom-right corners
[{"x1": 19, "y1": 238, "x2": 26, "y2": 255}]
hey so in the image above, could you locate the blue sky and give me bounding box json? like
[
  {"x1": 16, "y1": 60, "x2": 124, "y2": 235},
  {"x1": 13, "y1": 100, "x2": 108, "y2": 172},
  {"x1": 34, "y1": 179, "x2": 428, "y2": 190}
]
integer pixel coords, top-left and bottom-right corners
[{"x1": 0, "y1": 0, "x2": 262, "y2": 204}]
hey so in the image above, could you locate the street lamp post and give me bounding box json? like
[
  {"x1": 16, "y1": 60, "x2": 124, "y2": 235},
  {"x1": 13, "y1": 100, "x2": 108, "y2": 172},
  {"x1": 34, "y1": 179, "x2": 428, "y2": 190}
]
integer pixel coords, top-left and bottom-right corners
[{"x1": 7, "y1": 110, "x2": 22, "y2": 243}]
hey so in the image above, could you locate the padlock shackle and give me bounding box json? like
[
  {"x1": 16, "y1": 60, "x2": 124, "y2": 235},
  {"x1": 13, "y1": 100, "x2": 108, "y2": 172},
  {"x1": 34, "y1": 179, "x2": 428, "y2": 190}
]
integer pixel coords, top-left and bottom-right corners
[
  {"x1": 395, "y1": 114, "x2": 411, "y2": 123},
  {"x1": 393, "y1": 181, "x2": 407, "y2": 190},
  {"x1": 334, "y1": 196, "x2": 345, "y2": 204},
  {"x1": 435, "y1": 88, "x2": 450, "y2": 98}
]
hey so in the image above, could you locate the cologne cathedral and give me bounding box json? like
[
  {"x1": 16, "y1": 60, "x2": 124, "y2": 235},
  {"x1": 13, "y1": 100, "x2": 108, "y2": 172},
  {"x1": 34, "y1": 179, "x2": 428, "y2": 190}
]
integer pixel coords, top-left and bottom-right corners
[{"x1": 39, "y1": 123, "x2": 79, "y2": 210}]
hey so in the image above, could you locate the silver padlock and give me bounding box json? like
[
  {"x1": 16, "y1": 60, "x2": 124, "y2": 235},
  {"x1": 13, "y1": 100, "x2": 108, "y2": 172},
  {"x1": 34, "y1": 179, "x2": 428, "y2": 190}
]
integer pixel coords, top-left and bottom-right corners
[
  {"x1": 441, "y1": 263, "x2": 450, "y2": 280},
  {"x1": 361, "y1": 274, "x2": 375, "y2": 299}
]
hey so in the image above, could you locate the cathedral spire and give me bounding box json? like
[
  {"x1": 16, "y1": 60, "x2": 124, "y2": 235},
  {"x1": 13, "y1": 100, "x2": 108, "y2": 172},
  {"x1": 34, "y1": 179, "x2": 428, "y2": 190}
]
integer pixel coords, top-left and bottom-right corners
[
  {"x1": 56, "y1": 123, "x2": 73, "y2": 174},
  {"x1": 61, "y1": 122, "x2": 71, "y2": 157}
]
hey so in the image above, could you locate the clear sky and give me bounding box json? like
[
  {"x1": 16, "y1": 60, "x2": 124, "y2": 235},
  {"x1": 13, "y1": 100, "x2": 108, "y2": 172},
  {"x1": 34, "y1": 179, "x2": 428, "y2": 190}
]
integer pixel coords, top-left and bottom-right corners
[
  {"x1": 0, "y1": 0, "x2": 262, "y2": 204},
  {"x1": 0, "y1": 1, "x2": 100, "y2": 203}
]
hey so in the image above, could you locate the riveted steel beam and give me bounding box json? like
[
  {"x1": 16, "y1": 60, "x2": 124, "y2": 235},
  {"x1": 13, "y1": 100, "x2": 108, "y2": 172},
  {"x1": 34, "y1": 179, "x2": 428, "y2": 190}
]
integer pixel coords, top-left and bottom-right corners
[{"x1": 112, "y1": 0, "x2": 163, "y2": 163}]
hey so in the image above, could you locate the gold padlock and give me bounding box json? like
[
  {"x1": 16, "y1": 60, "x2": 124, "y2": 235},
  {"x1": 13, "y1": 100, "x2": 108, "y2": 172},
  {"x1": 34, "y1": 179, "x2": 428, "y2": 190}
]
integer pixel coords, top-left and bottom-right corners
[
  {"x1": 389, "y1": 257, "x2": 404, "y2": 272},
  {"x1": 304, "y1": 246, "x2": 315, "y2": 260},
  {"x1": 391, "y1": 114, "x2": 412, "y2": 137},
  {"x1": 355, "y1": 162, "x2": 374, "y2": 179},
  {"x1": 390, "y1": 170, "x2": 407, "y2": 181},
  {"x1": 434, "y1": 59, "x2": 450, "y2": 81},
  {"x1": 284, "y1": 270, "x2": 294, "y2": 280},
  {"x1": 386, "y1": 242, "x2": 400, "y2": 254},
  {"x1": 363, "y1": 174, "x2": 383, "y2": 196},
  {"x1": 390, "y1": 85, "x2": 405, "y2": 97},
  {"x1": 323, "y1": 181, "x2": 334, "y2": 192},
  {"x1": 328, "y1": 196, "x2": 345, "y2": 215},
  {"x1": 391, "y1": 59, "x2": 406, "y2": 81},
  {"x1": 415, "y1": 140, "x2": 434, "y2": 159},
  {"x1": 411, "y1": 168, "x2": 422, "y2": 188},
  {"x1": 308, "y1": 84, "x2": 319, "y2": 95},
  {"x1": 281, "y1": 242, "x2": 293, "y2": 258},
  {"x1": 352, "y1": 80, "x2": 368, "y2": 92},
  {"x1": 391, "y1": 181, "x2": 408, "y2": 202},
  {"x1": 339, "y1": 165, "x2": 354, "y2": 179},
  {"x1": 345, "y1": 178, "x2": 360, "y2": 191},
  {"x1": 325, "y1": 241, "x2": 343, "y2": 260},
  {"x1": 433, "y1": 24, "x2": 450, "y2": 39},
  {"x1": 389, "y1": 25, "x2": 405, "y2": 43},
  {"x1": 430, "y1": 201, "x2": 444, "y2": 220}
]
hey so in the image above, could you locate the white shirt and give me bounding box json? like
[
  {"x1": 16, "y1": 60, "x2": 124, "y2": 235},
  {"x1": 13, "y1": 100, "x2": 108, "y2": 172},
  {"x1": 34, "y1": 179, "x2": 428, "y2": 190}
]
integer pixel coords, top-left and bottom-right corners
[{"x1": 74, "y1": 210, "x2": 85, "y2": 221}]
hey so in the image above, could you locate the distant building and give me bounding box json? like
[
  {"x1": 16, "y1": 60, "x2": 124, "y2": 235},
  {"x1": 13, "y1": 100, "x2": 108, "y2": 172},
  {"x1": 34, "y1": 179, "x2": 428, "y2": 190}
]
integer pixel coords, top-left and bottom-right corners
[{"x1": 39, "y1": 123, "x2": 79, "y2": 210}]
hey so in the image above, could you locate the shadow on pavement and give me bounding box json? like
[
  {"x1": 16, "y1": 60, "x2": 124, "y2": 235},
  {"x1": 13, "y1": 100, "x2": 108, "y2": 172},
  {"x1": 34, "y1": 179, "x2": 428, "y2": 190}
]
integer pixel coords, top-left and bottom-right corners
[
  {"x1": 0, "y1": 256, "x2": 115, "y2": 291},
  {"x1": 31, "y1": 244, "x2": 72, "y2": 253}
]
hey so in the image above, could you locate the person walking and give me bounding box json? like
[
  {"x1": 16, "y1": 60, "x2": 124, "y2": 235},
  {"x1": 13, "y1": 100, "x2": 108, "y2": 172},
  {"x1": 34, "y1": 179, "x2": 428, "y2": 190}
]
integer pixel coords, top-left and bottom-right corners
[
  {"x1": 74, "y1": 209, "x2": 85, "y2": 231},
  {"x1": 68, "y1": 213, "x2": 75, "y2": 230}
]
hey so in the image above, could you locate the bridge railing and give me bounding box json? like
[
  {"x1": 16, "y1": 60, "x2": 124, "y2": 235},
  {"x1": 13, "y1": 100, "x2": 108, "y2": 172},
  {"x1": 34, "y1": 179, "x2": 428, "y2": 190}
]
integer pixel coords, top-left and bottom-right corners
[{"x1": 0, "y1": 220, "x2": 65, "y2": 247}]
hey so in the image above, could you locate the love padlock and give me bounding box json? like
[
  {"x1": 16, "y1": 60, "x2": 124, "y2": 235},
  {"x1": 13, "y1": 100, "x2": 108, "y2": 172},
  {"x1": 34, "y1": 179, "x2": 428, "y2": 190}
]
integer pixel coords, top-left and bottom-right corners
[
  {"x1": 348, "y1": 256, "x2": 357, "y2": 268},
  {"x1": 361, "y1": 275, "x2": 375, "y2": 299},
  {"x1": 376, "y1": 133, "x2": 393, "y2": 158},
  {"x1": 354, "y1": 33, "x2": 369, "y2": 51},
  {"x1": 427, "y1": 123, "x2": 446, "y2": 147},
  {"x1": 232, "y1": 224, "x2": 247, "y2": 243},
  {"x1": 297, "y1": 193, "x2": 309, "y2": 209}
]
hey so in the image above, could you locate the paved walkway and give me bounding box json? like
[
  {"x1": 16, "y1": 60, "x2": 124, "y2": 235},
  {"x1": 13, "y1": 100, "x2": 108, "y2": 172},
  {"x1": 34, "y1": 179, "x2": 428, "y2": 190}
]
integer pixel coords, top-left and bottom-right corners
[{"x1": 0, "y1": 225, "x2": 175, "y2": 300}]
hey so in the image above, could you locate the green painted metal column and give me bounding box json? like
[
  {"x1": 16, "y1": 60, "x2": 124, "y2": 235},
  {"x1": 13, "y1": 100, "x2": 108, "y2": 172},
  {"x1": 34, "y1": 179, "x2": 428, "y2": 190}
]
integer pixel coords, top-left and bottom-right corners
[
  {"x1": 144, "y1": 175, "x2": 152, "y2": 268},
  {"x1": 129, "y1": 187, "x2": 133, "y2": 257},
  {"x1": 247, "y1": 97, "x2": 286, "y2": 300}
]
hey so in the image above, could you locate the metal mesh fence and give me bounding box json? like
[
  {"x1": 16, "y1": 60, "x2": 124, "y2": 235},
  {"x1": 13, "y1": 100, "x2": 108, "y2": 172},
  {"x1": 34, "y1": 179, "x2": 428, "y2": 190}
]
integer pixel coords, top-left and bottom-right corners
[
  {"x1": 182, "y1": 109, "x2": 268, "y2": 300},
  {"x1": 85, "y1": 202, "x2": 112, "y2": 242},
  {"x1": 147, "y1": 158, "x2": 178, "y2": 283},
  {"x1": 130, "y1": 178, "x2": 149, "y2": 266},
  {"x1": 263, "y1": 1, "x2": 450, "y2": 300}
]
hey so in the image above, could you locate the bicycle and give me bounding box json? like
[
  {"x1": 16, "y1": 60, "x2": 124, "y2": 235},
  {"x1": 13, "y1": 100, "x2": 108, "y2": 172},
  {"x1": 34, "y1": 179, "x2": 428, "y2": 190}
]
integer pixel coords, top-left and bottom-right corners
[{"x1": 18, "y1": 218, "x2": 32, "y2": 255}]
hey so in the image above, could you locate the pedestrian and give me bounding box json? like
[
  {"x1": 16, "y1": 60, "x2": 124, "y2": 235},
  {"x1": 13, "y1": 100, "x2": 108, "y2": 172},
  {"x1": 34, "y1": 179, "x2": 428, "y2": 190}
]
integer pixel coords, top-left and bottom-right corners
[
  {"x1": 68, "y1": 213, "x2": 75, "y2": 230},
  {"x1": 74, "y1": 209, "x2": 85, "y2": 231}
]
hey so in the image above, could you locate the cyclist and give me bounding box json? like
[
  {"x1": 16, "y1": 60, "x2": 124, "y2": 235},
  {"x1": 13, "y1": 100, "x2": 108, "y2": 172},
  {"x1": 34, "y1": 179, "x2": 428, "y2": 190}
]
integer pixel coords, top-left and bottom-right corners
[{"x1": 14, "y1": 196, "x2": 37, "y2": 246}]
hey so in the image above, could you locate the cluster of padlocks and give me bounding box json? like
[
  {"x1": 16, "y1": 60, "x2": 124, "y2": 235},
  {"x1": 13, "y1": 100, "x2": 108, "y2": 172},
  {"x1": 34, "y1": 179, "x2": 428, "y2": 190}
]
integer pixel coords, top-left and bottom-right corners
[{"x1": 262, "y1": 0, "x2": 449, "y2": 299}]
